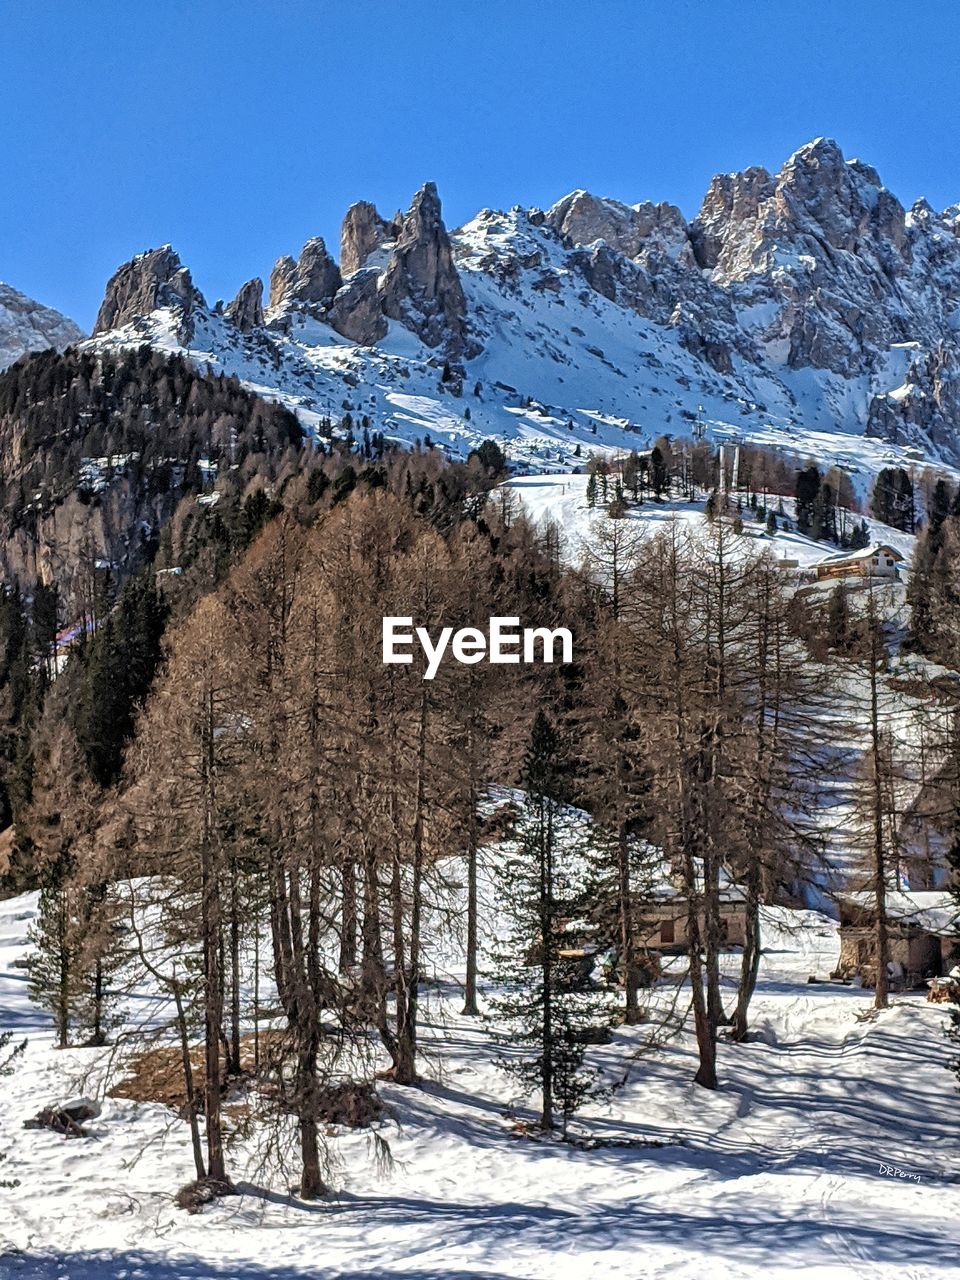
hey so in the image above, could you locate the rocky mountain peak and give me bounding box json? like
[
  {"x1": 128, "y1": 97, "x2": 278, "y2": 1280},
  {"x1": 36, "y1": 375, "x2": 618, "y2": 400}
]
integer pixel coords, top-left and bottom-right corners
[
  {"x1": 269, "y1": 239, "x2": 342, "y2": 312},
  {"x1": 546, "y1": 190, "x2": 693, "y2": 266},
  {"x1": 93, "y1": 246, "x2": 204, "y2": 339},
  {"x1": 775, "y1": 136, "x2": 906, "y2": 254},
  {"x1": 379, "y1": 182, "x2": 468, "y2": 351},
  {"x1": 225, "y1": 278, "x2": 264, "y2": 332},
  {"x1": 268, "y1": 255, "x2": 297, "y2": 310},
  {"x1": 287, "y1": 237, "x2": 342, "y2": 306},
  {"x1": 690, "y1": 166, "x2": 775, "y2": 269},
  {"x1": 0, "y1": 283, "x2": 83, "y2": 371},
  {"x1": 340, "y1": 201, "x2": 395, "y2": 276}
]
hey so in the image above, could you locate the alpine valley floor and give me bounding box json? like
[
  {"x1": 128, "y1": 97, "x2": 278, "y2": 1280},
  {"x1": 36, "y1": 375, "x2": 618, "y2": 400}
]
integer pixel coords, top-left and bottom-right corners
[{"x1": 0, "y1": 889, "x2": 956, "y2": 1280}]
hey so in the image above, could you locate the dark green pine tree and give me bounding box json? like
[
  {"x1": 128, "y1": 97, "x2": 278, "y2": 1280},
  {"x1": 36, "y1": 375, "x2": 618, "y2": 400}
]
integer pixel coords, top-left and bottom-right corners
[
  {"x1": 795, "y1": 464, "x2": 822, "y2": 537},
  {"x1": 849, "y1": 518, "x2": 870, "y2": 551},
  {"x1": 907, "y1": 526, "x2": 939, "y2": 654},
  {"x1": 827, "y1": 582, "x2": 850, "y2": 649},
  {"x1": 871, "y1": 467, "x2": 915, "y2": 533},
  {"x1": 28, "y1": 874, "x2": 81, "y2": 1049},
  {"x1": 74, "y1": 574, "x2": 169, "y2": 787},
  {"x1": 486, "y1": 711, "x2": 611, "y2": 1137},
  {"x1": 585, "y1": 473, "x2": 598, "y2": 509},
  {"x1": 650, "y1": 446, "x2": 669, "y2": 499}
]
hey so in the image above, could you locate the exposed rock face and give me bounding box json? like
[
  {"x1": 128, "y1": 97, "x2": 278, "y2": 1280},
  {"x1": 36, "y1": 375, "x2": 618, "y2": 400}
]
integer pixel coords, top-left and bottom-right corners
[
  {"x1": 689, "y1": 166, "x2": 776, "y2": 270},
  {"x1": 547, "y1": 190, "x2": 694, "y2": 267},
  {"x1": 268, "y1": 239, "x2": 342, "y2": 312},
  {"x1": 0, "y1": 283, "x2": 83, "y2": 371},
  {"x1": 379, "y1": 183, "x2": 468, "y2": 350},
  {"x1": 79, "y1": 138, "x2": 960, "y2": 466},
  {"x1": 93, "y1": 246, "x2": 203, "y2": 338},
  {"x1": 340, "y1": 201, "x2": 394, "y2": 276},
  {"x1": 268, "y1": 255, "x2": 296, "y2": 310},
  {"x1": 225, "y1": 278, "x2": 264, "y2": 332},
  {"x1": 867, "y1": 342, "x2": 960, "y2": 453},
  {"x1": 328, "y1": 269, "x2": 387, "y2": 345},
  {"x1": 287, "y1": 237, "x2": 342, "y2": 306}
]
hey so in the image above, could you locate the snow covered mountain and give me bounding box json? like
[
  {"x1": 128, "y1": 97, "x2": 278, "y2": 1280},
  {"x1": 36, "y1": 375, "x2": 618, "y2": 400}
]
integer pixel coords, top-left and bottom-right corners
[
  {"x1": 87, "y1": 139, "x2": 960, "y2": 491},
  {"x1": 0, "y1": 282, "x2": 83, "y2": 371}
]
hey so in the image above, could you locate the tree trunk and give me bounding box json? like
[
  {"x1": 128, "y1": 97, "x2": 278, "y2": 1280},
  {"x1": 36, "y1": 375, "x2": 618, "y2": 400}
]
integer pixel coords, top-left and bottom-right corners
[
  {"x1": 462, "y1": 771, "x2": 480, "y2": 1017},
  {"x1": 296, "y1": 1033, "x2": 325, "y2": 1198},
  {"x1": 731, "y1": 883, "x2": 760, "y2": 1042},
  {"x1": 869, "y1": 613, "x2": 890, "y2": 1011},
  {"x1": 173, "y1": 972, "x2": 206, "y2": 1182},
  {"x1": 57, "y1": 896, "x2": 69, "y2": 1049},
  {"x1": 201, "y1": 836, "x2": 227, "y2": 1183},
  {"x1": 539, "y1": 794, "x2": 555, "y2": 1129},
  {"x1": 228, "y1": 862, "x2": 241, "y2": 1076},
  {"x1": 617, "y1": 824, "x2": 640, "y2": 1024},
  {"x1": 339, "y1": 856, "x2": 358, "y2": 973}
]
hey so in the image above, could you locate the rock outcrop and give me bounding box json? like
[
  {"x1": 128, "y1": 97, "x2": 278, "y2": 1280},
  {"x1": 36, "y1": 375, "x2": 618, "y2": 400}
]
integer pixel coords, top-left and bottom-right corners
[
  {"x1": 547, "y1": 190, "x2": 694, "y2": 267},
  {"x1": 340, "y1": 201, "x2": 395, "y2": 276},
  {"x1": 379, "y1": 183, "x2": 468, "y2": 350},
  {"x1": 80, "y1": 139, "x2": 960, "y2": 466},
  {"x1": 867, "y1": 342, "x2": 960, "y2": 454},
  {"x1": 286, "y1": 237, "x2": 342, "y2": 306},
  {"x1": 93, "y1": 246, "x2": 203, "y2": 339},
  {"x1": 268, "y1": 255, "x2": 296, "y2": 310},
  {"x1": 328, "y1": 269, "x2": 387, "y2": 345},
  {"x1": 225, "y1": 278, "x2": 264, "y2": 332},
  {"x1": 267, "y1": 238, "x2": 342, "y2": 312}
]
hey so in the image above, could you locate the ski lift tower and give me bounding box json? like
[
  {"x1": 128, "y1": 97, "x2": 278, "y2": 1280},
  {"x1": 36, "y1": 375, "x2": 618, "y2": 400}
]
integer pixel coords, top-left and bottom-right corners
[{"x1": 693, "y1": 404, "x2": 706, "y2": 442}]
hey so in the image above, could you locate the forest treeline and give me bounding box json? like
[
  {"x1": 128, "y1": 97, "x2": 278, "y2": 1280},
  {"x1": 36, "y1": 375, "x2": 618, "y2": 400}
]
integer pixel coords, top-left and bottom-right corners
[
  {"x1": 10, "y1": 447, "x2": 960, "y2": 1198},
  {"x1": 4, "y1": 350, "x2": 960, "y2": 1198}
]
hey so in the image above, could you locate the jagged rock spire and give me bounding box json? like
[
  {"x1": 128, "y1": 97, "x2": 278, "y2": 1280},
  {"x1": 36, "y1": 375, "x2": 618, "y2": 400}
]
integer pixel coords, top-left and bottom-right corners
[
  {"x1": 93, "y1": 246, "x2": 204, "y2": 336},
  {"x1": 225, "y1": 278, "x2": 264, "y2": 332}
]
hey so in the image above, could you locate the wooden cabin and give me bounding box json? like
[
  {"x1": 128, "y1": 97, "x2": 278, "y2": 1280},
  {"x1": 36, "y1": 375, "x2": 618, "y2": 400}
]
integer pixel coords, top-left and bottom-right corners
[
  {"x1": 638, "y1": 866, "x2": 749, "y2": 956},
  {"x1": 834, "y1": 890, "x2": 958, "y2": 989},
  {"x1": 815, "y1": 544, "x2": 904, "y2": 583}
]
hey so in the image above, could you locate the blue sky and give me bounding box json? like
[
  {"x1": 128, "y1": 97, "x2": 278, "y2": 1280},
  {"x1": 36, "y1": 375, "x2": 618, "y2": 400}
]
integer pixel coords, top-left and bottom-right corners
[{"x1": 2, "y1": 0, "x2": 959, "y2": 330}]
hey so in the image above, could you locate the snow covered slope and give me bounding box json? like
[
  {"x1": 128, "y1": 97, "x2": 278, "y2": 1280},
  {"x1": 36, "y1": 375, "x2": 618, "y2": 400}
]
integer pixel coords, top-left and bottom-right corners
[
  {"x1": 0, "y1": 283, "x2": 83, "y2": 371},
  {"x1": 1, "y1": 880, "x2": 956, "y2": 1279}
]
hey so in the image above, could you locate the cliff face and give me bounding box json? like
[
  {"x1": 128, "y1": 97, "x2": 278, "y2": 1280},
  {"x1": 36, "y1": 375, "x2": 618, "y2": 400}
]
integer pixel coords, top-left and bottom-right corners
[
  {"x1": 0, "y1": 347, "x2": 302, "y2": 607},
  {"x1": 93, "y1": 246, "x2": 204, "y2": 341}
]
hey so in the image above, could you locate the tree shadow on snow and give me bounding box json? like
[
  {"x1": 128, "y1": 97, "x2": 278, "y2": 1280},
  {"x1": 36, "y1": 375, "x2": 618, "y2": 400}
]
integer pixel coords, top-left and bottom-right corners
[{"x1": 0, "y1": 1252, "x2": 514, "y2": 1280}]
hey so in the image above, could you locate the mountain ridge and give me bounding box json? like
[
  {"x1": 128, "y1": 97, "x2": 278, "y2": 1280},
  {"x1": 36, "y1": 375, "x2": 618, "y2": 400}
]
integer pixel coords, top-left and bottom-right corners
[
  {"x1": 72, "y1": 138, "x2": 960, "y2": 491},
  {"x1": 0, "y1": 281, "x2": 83, "y2": 372}
]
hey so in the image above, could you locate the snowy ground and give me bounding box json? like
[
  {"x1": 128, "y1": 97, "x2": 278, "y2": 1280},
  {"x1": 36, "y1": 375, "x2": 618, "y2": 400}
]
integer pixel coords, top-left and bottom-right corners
[
  {"x1": 504, "y1": 472, "x2": 919, "y2": 573},
  {"x1": 0, "y1": 887, "x2": 957, "y2": 1280}
]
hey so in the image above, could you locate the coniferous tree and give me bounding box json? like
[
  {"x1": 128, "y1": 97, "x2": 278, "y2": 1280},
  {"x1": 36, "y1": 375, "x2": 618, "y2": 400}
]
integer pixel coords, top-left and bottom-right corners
[
  {"x1": 25, "y1": 728, "x2": 103, "y2": 1046},
  {"x1": 0, "y1": 1031, "x2": 26, "y2": 1187},
  {"x1": 849, "y1": 518, "x2": 870, "y2": 550},
  {"x1": 487, "y1": 711, "x2": 611, "y2": 1135},
  {"x1": 871, "y1": 467, "x2": 915, "y2": 533},
  {"x1": 827, "y1": 582, "x2": 850, "y2": 649},
  {"x1": 795, "y1": 464, "x2": 822, "y2": 537},
  {"x1": 74, "y1": 574, "x2": 169, "y2": 786},
  {"x1": 650, "y1": 446, "x2": 669, "y2": 499}
]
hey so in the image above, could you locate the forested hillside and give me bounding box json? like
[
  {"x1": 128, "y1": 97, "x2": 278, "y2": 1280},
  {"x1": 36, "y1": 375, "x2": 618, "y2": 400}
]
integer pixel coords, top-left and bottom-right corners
[
  {"x1": 0, "y1": 422, "x2": 958, "y2": 1278},
  {"x1": 0, "y1": 346, "x2": 303, "y2": 603}
]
